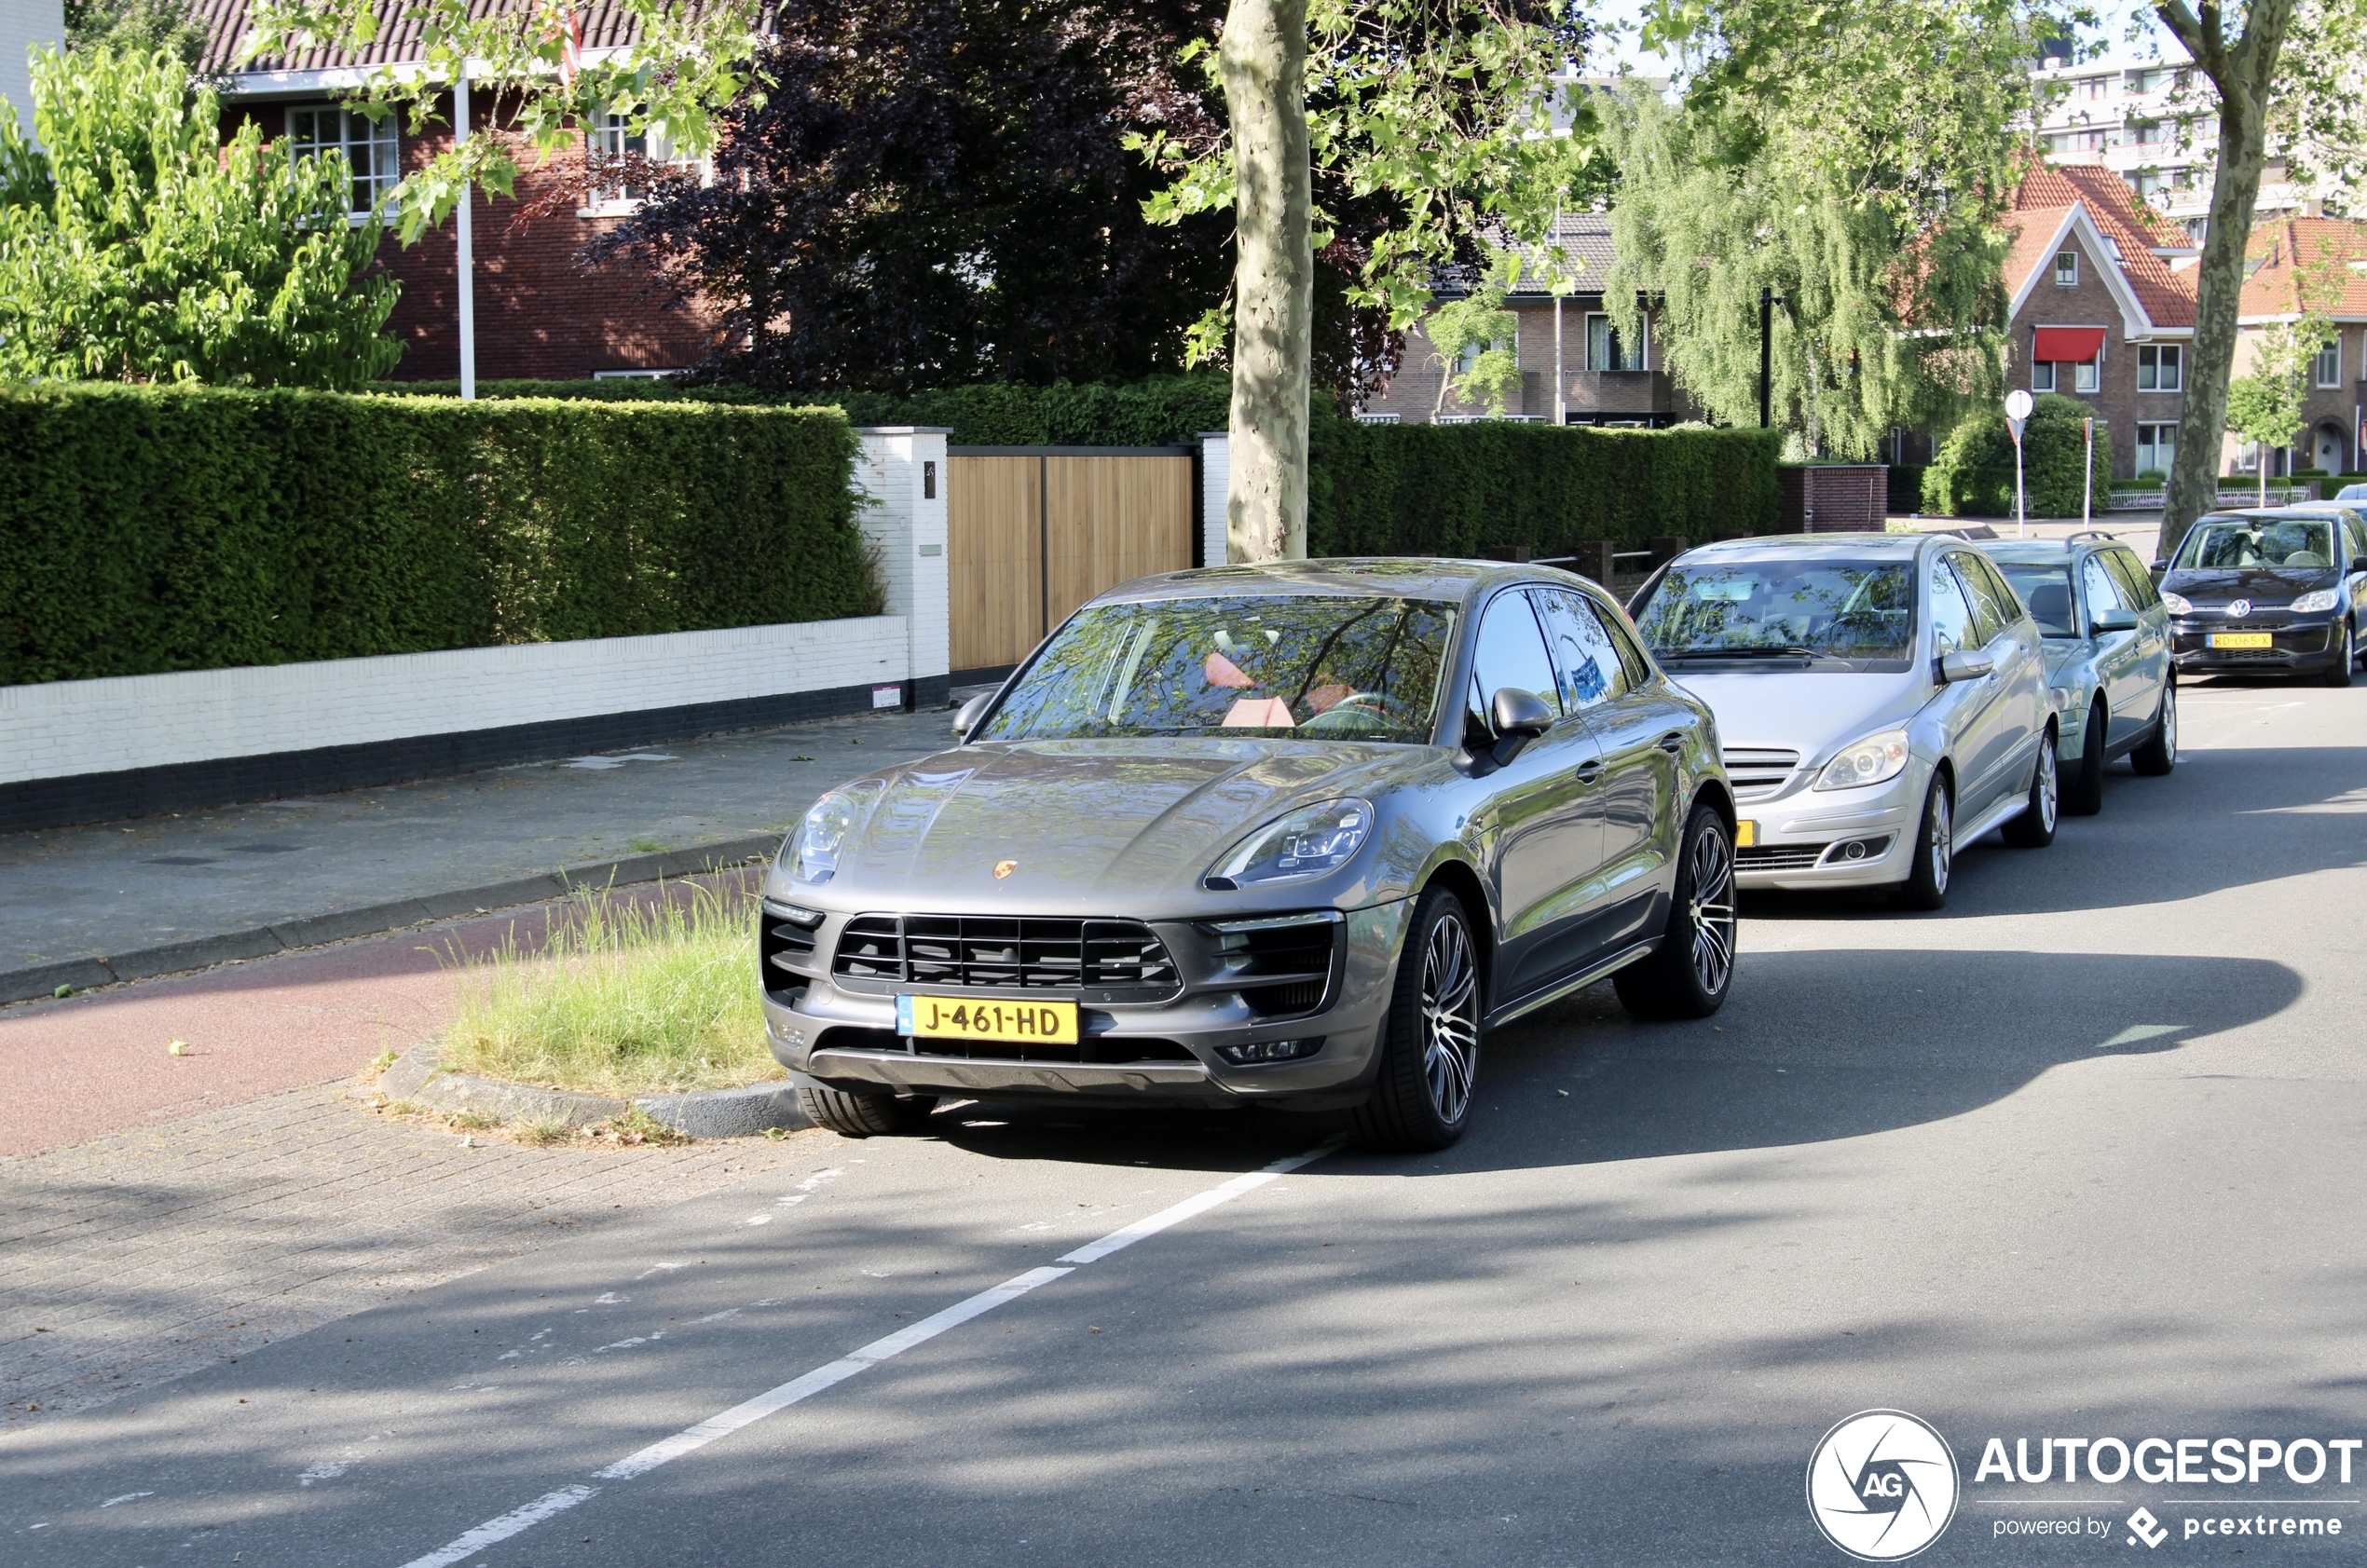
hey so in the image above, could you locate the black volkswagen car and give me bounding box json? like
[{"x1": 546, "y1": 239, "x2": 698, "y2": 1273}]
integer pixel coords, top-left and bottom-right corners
[{"x1": 2159, "y1": 508, "x2": 2367, "y2": 685}]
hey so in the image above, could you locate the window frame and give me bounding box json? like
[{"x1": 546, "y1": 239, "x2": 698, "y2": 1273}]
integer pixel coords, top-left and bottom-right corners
[
  {"x1": 2054, "y1": 250, "x2": 2081, "y2": 286},
  {"x1": 285, "y1": 102, "x2": 400, "y2": 219},
  {"x1": 1582, "y1": 312, "x2": 1647, "y2": 372},
  {"x1": 2135, "y1": 421, "x2": 2178, "y2": 475},
  {"x1": 2073, "y1": 358, "x2": 2100, "y2": 394},
  {"x1": 2313, "y1": 341, "x2": 2342, "y2": 389},
  {"x1": 2137, "y1": 344, "x2": 2182, "y2": 391},
  {"x1": 2032, "y1": 361, "x2": 2059, "y2": 393}
]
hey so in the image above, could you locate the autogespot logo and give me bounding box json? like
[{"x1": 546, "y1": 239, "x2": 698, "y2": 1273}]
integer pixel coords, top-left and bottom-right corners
[{"x1": 1809, "y1": 1410, "x2": 1963, "y2": 1561}]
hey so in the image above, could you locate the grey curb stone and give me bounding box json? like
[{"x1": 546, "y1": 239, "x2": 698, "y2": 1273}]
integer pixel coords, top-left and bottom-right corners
[
  {"x1": 0, "y1": 835, "x2": 784, "y2": 1005},
  {"x1": 374, "y1": 1045, "x2": 810, "y2": 1138}
]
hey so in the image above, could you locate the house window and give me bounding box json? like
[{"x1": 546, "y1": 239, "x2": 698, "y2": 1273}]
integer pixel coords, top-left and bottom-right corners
[
  {"x1": 2054, "y1": 251, "x2": 2080, "y2": 286},
  {"x1": 2136, "y1": 422, "x2": 2177, "y2": 476},
  {"x1": 1456, "y1": 332, "x2": 1517, "y2": 375},
  {"x1": 2073, "y1": 359, "x2": 2100, "y2": 394},
  {"x1": 1584, "y1": 313, "x2": 1645, "y2": 371},
  {"x1": 583, "y1": 113, "x2": 705, "y2": 212},
  {"x1": 2078, "y1": 75, "x2": 2108, "y2": 101},
  {"x1": 2138, "y1": 344, "x2": 2182, "y2": 390},
  {"x1": 287, "y1": 104, "x2": 399, "y2": 216},
  {"x1": 2032, "y1": 361, "x2": 2058, "y2": 393},
  {"x1": 2315, "y1": 341, "x2": 2343, "y2": 388}
]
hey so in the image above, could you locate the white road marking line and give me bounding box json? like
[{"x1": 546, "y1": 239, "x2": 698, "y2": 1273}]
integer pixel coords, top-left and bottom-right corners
[
  {"x1": 393, "y1": 1140, "x2": 1341, "y2": 1567},
  {"x1": 98, "y1": 1492, "x2": 154, "y2": 1507}
]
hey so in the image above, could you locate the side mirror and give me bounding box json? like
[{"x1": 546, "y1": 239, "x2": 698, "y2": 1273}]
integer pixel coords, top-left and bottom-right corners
[
  {"x1": 951, "y1": 693, "x2": 992, "y2": 739},
  {"x1": 1938, "y1": 649, "x2": 1994, "y2": 684},
  {"x1": 1491, "y1": 687, "x2": 1553, "y2": 737},
  {"x1": 2090, "y1": 607, "x2": 2140, "y2": 634}
]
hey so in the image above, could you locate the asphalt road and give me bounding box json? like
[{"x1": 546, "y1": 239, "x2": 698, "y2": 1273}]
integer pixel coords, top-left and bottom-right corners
[{"x1": 7, "y1": 675, "x2": 2366, "y2": 1566}]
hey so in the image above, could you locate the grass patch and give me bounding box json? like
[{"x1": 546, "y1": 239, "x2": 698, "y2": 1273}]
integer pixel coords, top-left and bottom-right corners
[{"x1": 439, "y1": 879, "x2": 782, "y2": 1098}]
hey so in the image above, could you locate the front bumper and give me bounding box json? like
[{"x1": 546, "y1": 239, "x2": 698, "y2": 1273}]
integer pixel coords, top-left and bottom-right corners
[
  {"x1": 2171, "y1": 620, "x2": 2338, "y2": 674},
  {"x1": 1731, "y1": 766, "x2": 1920, "y2": 892},
  {"x1": 759, "y1": 899, "x2": 1415, "y2": 1111}
]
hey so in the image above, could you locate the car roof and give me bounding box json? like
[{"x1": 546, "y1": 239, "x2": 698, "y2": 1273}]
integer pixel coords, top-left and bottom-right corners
[
  {"x1": 1096, "y1": 557, "x2": 1556, "y2": 607},
  {"x1": 1977, "y1": 537, "x2": 2135, "y2": 565},
  {"x1": 2198, "y1": 508, "x2": 2347, "y2": 521},
  {"x1": 1676, "y1": 532, "x2": 1931, "y2": 562}
]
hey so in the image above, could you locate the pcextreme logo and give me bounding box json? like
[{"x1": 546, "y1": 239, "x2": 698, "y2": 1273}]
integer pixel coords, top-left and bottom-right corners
[{"x1": 1808, "y1": 1410, "x2": 1963, "y2": 1561}]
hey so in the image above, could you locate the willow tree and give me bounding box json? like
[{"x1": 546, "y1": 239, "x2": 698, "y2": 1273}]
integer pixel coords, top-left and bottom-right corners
[
  {"x1": 1610, "y1": 0, "x2": 2047, "y2": 457},
  {"x1": 1137, "y1": 0, "x2": 1586, "y2": 561}
]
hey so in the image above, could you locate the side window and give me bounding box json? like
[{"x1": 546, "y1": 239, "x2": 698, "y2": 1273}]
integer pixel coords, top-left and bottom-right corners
[
  {"x1": 1531, "y1": 587, "x2": 1630, "y2": 712},
  {"x1": 1950, "y1": 554, "x2": 2016, "y2": 643},
  {"x1": 2102, "y1": 549, "x2": 2157, "y2": 609},
  {"x1": 1467, "y1": 591, "x2": 1564, "y2": 734},
  {"x1": 1595, "y1": 598, "x2": 1656, "y2": 689},
  {"x1": 1928, "y1": 557, "x2": 1978, "y2": 658},
  {"x1": 2081, "y1": 554, "x2": 2127, "y2": 620}
]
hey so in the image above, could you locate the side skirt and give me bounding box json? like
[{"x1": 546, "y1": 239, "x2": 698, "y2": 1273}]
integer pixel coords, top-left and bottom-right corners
[{"x1": 1485, "y1": 940, "x2": 1660, "y2": 1032}]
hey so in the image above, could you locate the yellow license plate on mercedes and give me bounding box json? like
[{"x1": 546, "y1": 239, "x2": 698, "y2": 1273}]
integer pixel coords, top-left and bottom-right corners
[
  {"x1": 897, "y1": 994, "x2": 1079, "y2": 1045},
  {"x1": 2209, "y1": 632, "x2": 2275, "y2": 648}
]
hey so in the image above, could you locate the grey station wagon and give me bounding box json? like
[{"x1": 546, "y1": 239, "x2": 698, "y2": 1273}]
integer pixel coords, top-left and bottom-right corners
[{"x1": 759, "y1": 560, "x2": 1739, "y2": 1152}]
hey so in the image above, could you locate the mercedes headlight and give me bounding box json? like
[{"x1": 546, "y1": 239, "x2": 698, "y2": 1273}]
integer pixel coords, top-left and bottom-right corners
[
  {"x1": 1813, "y1": 729, "x2": 1911, "y2": 792},
  {"x1": 2161, "y1": 590, "x2": 2194, "y2": 614},
  {"x1": 1205, "y1": 798, "x2": 1374, "y2": 889},
  {"x1": 789, "y1": 784, "x2": 878, "y2": 883},
  {"x1": 2292, "y1": 589, "x2": 2340, "y2": 614}
]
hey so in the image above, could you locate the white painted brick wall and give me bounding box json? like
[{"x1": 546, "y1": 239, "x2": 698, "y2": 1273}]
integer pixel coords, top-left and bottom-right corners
[
  {"x1": 0, "y1": 617, "x2": 910, "y2": 786},
  {"x1": 0, "y1": 0, "x2": 62, "y2": 148},
  {"x1": 855, "y1": 428, "x2": 951, "y2": 684},
  {"x1": 1198, "y1": 432, "x2": 1230, "y2": 567}
]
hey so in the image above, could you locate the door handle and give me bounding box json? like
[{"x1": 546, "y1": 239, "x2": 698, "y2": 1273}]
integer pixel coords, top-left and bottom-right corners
[
  {"x1": 1657, "y1": 731, "x2": 1686, "y2": 754},
  {"x1": 1575, "y1": 759, "x2": 1605, "y2": 784}
]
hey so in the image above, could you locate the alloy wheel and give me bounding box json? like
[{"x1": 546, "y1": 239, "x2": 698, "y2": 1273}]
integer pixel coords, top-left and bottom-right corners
[
  {"x1": 1688, "y1": 823, "x2": 1736, "y2": 997},
  {"x1": 1419, "y1": 910, "x2": 1480, "y2": 1125},
  {"x1": 2161, "y1": 685, "x2": 2177, "y2": 759},
  {"x1": 1928, "y1": 789, "x2": 1952, "y2": 896},
  {"x1": 2034, "y1": 735, "x2": 2059, "y2": 832}
]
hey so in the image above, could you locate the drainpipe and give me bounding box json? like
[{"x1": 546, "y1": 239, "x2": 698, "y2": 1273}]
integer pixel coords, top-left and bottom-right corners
[{"x1": 456, "y1": 67, "x2": 476, "y2": 401}]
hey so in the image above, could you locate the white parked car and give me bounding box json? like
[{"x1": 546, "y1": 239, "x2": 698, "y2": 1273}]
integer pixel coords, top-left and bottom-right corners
[{"x1": 1626, "y1": 534, "x2": 2058, "y2": 908}]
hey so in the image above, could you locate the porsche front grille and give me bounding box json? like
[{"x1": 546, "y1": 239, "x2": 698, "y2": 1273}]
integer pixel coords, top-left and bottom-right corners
[{"x1": 832, "y1": 915, "x2": 1182, "y2": 1001}]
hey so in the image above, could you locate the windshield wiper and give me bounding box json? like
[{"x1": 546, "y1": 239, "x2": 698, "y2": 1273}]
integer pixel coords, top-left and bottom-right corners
[{"x1": 1656, "y1": 645, "x2": 1827, "y2": 661}]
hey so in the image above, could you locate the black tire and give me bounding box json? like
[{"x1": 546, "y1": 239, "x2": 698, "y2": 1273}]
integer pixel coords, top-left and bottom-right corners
[
  {"x1": 2063, "y1": 698, "x2": 2106, "y2": 816},
  {"x1": 2001, "y1": 724, "x2": 2059, "y2": 848},
  {"x1": 1893, "y1": 772, "x2": 1953, "y2": 911},
  {"x1": 2325, "y1": 620, "x2": 2356, "y2": 688},
  {"x1": 2130, "y1": 678, "x2": 2177, "y2": 776},
  {"x1": 1350, "y1": 884, "x2": 1482, "y2": 1153},
  {"x1": 1613, "y1": 802, "x2": 1737, "y2": 1021},
  {"x1": 796, "y1": 1086, "x2": 938, "y2": 1139}
]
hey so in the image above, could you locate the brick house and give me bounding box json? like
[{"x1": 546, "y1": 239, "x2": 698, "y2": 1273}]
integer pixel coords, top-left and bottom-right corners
[
  {"x1": 1361, "y1": 212, "x2": 1694, "y2": 427},
  {"x1": 196, "y1": 0, "x2": 720, "y2": 382},
  {"x1": 2000, "y1": 160, "x2": 2197, "y2": 480},
  {"x1": 2230, "y1": 217, "x2": 2367, "y2": 478}
]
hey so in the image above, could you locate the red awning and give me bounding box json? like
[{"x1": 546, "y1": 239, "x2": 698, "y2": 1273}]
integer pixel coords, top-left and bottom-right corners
[{"x1": 2032, "y1": 326, "x2": 2107, "y2": 363}]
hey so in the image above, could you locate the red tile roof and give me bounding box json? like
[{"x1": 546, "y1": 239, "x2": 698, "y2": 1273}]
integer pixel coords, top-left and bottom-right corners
[
  {"x1": 2007, "y1": 158, "x2": 2196, "y2": 329},
  {"x1": 198, "y1": 0, "x2": 766, "y2": 76},
  {"x1": 2238, "y1": 217, "x2": 2367, "y2": 320}
]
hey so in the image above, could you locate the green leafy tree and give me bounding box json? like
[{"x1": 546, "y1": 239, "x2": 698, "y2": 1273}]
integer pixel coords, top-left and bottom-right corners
[
  {"x1": 1612, "y1": 0, "x2": 2052, "y2": 457},
  {"x1": 1426, "y1": 251, "x2": 1524, "y2": 416},
  {"x1": 2223, "y1": 312, "x2": 2327, "y2": 502},
  {"x1": 64, "y1": 0, "x2": 207, "y2": 67},
  {"x1": 0, "y1": 48, "x2": 402, "y2": 386}
]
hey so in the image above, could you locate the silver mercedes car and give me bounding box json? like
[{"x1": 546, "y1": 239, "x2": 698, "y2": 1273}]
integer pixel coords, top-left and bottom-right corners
[
  {"x1": 1626, "y1": 533, "x2": 2058, "y2": 910},
  {"x1": 759, "y1": 559, "x2": 1739, "y2": 1152}
]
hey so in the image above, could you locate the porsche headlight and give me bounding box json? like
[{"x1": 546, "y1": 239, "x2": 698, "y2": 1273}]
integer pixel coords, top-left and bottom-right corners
[
  {"x1": 2161, "y1": 590, "x2": 2194, "y2": 614},
  {"x1": 1205, "y1": 798, "x2": 1374, "y2": 889},
  {"x1": 789, "y1": 784, "x2": 877, "y2": 883},
  {"x1": 2292, "y1": 588, "x2": 2340, "y2": 614},
  {"x1": 1813, "y1": 729, "x2": 1911, "y2": 792}
]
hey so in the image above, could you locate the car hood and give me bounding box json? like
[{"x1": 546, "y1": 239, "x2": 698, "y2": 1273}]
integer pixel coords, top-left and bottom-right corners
[
  {"x1": 812, "y1": 739, "x2": 1428, "y2": 908},
  {"x1": 1668, "y1": 671, "x2": 1925, "y2": 764},
  {"x1": 2162, "y1": 566, "x2": 2337, "y2": 602}
]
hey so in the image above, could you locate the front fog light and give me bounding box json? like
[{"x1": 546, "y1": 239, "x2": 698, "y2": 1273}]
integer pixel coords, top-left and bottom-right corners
[
  {"x1": 1813, "y1": 729, "x2": 1910, "y2": 791},
  {"x1": 1216, "y1": 1038, "x2": 1324, "y2": 1066}
]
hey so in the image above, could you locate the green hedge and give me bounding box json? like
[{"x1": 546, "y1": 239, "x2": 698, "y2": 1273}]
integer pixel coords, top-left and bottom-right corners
[
  {"x1": 1922, "y1": 393, "x2": 2107, "y2": 519},
  {"x1": 377, "y1": 373, "x2": 1237, "y2": 448},
  {"x1": 1307, "y1": 419, "x2": 1785, "y2": 556},
  {"x1": 1888, "y1": 464, "x2": 1929, "y2": 514},
  {"x1": 0, "y1": 384, "x2": 873, "y2": 688}
]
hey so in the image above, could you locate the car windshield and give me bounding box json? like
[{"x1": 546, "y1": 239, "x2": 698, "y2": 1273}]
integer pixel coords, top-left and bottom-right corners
[
  {"x1": 978, "y1": 594, "x2": 1457, "y2": 743},
  {"x1": 1994, "y1": 564, "x2": 2078, "y2": 637},
  {"x1": 2175, "y1": 518, "x2": 2336, "y2": 570},
  {"x1": 1632, "y1": 560, "x2": 1915, "y2": 670}
]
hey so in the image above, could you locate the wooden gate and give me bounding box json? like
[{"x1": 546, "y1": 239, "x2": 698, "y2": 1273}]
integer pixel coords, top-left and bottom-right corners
[{"x1": 946, "y1": 446, "x2": 1197, "y2": 679}]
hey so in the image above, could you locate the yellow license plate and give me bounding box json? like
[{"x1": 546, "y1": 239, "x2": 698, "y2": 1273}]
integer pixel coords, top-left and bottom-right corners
[
  {"x1": 1735, "y1": 819, "x2": 1758, "y2": 848},
  {"x1": 2208, "y1": 632, "x2": 2274, "y2": 648},
  {"x1": 897, "y1": 994, "x2": 1078, "y2": 1045}
]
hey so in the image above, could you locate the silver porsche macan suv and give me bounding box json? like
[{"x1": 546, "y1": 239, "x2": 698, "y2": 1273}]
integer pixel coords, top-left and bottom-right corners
[{"x1": 759, "y1": 560, "x2": 1739, "y2": 1152}]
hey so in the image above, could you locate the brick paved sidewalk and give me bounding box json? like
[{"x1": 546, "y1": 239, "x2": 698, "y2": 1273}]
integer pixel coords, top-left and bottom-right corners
[{"x1": 0, "y1": 1080, "x2": 823, "y2": 1430}]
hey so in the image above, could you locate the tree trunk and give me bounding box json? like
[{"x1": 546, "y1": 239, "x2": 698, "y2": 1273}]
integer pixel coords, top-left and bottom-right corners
[
  {"x1": 1220, "y1": 0, "x2": 1311, "y2": 564},
  {"x1": 2155, "y1": 0, "x2": 2295, "y2": 563}
]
